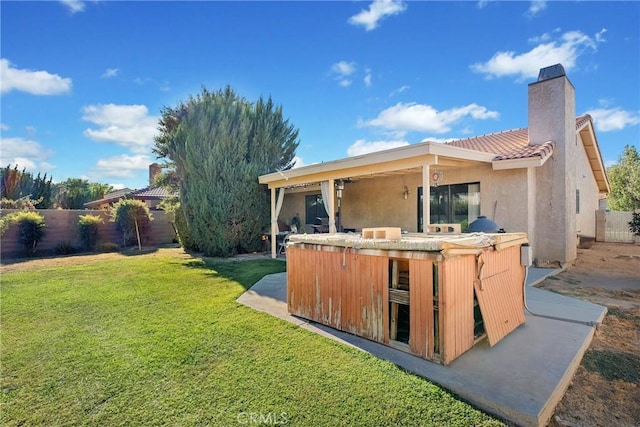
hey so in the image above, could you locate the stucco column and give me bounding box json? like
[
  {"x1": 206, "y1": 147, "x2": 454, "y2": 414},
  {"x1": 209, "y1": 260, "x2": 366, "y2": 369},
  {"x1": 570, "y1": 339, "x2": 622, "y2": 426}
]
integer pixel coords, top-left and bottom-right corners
[
  {"x1": 327, "y1": 178, "x2": 337, "y2": 233},
  {"x1": 270, "y1": 186, "x2": 277, "y2": 258},
  {"x1": 423, "y1": 164, "x2": 430, "y2": 233}
]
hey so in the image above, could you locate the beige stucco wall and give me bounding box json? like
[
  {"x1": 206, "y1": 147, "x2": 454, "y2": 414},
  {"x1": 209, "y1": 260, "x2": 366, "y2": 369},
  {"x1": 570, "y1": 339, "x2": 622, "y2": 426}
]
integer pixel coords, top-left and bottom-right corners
[
  {"x1": 575, "y1": 133, "x2": 601, "y2": 238},
  {"x1": 277, "y1": 163, "x2": 531, "y2": 236}
]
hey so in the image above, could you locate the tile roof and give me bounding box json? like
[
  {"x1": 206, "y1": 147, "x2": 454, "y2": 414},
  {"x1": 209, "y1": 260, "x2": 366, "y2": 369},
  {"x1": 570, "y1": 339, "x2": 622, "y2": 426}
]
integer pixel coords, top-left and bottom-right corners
[
  {"x1": 131, "y1": 186, "x2": 178, "y2": 199},
  {"x1": 444, "y1": 114, "x2": 592, "y2": 162},
  {"x1": 84, "y1": 188, "x2": 133, "y2": 206}
]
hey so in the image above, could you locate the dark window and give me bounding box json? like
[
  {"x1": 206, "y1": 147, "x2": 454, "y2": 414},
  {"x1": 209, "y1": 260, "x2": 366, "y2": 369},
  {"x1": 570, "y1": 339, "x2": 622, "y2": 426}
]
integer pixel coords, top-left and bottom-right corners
[
  {"x1": 305, "y1": 194, "x2": 328, "y2": 224},
  {"x1": 418, "y1": 183, "x2": 480, "y2": 232},
  {"x1": 576, "y1": 189, "x2": 580, "y2": 214}
]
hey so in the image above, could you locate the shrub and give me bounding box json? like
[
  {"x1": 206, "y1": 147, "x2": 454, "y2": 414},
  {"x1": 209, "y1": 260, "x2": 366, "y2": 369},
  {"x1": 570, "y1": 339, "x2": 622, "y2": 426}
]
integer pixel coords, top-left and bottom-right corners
[
  {"x1": 629, "y1": 212, "x2": 640, "y2": 236},
  {"x1": 97, "y1": 242, "x2": 120, "y2": 253},
  {"x1": 78, "y1": 214, "x2": 104, "y2": 251},
  {"x1": 110, "y1": 199, "x2": 153, "y2": 247},
  {"x1": 54, "y1": 241, "x2": 77, "y2": 255},
  {"x1": 2, "y1": 211, "x2": 46, "y2": 256}
]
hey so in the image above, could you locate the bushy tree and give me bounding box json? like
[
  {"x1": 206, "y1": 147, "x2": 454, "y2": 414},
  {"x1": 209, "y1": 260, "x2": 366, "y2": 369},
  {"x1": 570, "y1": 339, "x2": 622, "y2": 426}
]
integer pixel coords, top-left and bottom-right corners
[
  {"x1": 54, "y1": 178, "x2": 112, "y2": 209},
  {"x1": 153, "y1": 86, "x2": 299, "y2": 257},
  {"x1": 0, "y1": 165, "x2": 54, "y2": 208},
  {"x1": 607, "y1": 145, "x2": 640, "y2": 211},
  {"x1": 1, "y1": 211, "x2": 46, "y2": 256},
  {"x1": 78, "y1": 214, "x2": 104, "y2": 251},
  {"x1": 110, "y1": 199, "x2": 153, "y2": 247}
]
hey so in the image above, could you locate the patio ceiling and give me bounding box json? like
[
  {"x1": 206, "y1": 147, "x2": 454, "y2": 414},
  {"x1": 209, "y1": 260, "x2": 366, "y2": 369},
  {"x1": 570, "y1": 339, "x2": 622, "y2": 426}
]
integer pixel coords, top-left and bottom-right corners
[{"x1": 259, "y1": 141, "x2": 495, "y2": 189}]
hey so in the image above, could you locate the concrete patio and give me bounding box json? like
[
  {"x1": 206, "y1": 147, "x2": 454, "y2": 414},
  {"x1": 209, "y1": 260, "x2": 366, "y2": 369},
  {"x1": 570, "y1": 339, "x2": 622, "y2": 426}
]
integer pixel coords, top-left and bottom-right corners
[{"x1": 237, "y1": 266, "x2": 607, "y2": 427}]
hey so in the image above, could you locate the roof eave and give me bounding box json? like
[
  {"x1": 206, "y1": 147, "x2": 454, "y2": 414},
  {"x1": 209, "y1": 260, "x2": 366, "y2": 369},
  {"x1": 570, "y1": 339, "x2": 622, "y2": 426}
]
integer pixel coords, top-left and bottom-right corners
[
  {"x1": 258, "y1": 141, "x2": 494, "y2": 187},
  {"x1": 491, "y1": 151, "x2": 552, "y2": 170}
]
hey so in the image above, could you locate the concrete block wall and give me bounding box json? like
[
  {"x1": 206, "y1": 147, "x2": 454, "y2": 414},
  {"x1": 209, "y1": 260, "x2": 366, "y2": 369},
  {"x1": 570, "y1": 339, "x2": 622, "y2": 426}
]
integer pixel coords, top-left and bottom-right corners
[{"x1": 0, "y1": 209, "x2": 177, "y2": 258}]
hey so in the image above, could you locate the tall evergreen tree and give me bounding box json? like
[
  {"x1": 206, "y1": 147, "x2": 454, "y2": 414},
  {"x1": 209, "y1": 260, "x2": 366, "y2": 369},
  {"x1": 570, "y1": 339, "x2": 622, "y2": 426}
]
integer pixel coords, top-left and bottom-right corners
[{"x1": 154, "y1": 86, "x2": 299, "y2": 256}]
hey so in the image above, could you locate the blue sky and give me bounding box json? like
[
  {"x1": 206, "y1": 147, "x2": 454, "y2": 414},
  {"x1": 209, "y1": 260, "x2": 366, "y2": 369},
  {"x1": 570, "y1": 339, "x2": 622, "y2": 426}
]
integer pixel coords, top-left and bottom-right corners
[{"x1": 1, "y1": 1, "x2": 639, "y2": 190}]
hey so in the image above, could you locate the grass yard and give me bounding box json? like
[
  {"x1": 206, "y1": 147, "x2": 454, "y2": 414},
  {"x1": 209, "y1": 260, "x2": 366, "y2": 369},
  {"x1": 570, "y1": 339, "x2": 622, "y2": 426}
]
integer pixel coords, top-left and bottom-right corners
[{"x1": 1, "y1": 249, "x2": 503, "y2": 426}]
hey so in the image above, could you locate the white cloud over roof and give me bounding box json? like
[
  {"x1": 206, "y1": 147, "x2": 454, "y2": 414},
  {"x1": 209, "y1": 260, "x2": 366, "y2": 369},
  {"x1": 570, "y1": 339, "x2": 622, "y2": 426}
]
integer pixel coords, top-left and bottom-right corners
[
  {"x1": 587, "y1": 107, "x2": 640, "y2": 132},
  {"x1": 347, "y1": 139, "x2": 409, "y2": 156},
  {"x1": 362, "y1": 102, "x2": 499, "y2": 134},
  {"x1": 0, "y1": 59, "x2": 72, "y2": 95},
  {"x1": 471, "y1": 29, "x2": 605, "y2": 80},
  {"x1": 348, "y1": 0, "x2": 407, "y2": 31},
  {"x1": 92, "y1": 154, "x2": 154, "y2": 179},
  {"x1": 82, "y1": 103, "x2": 158, "y2": 153}
]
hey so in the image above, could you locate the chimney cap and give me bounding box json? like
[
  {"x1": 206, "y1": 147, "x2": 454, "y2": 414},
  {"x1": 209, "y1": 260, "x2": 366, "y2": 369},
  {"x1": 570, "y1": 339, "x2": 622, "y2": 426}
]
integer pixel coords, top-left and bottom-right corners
[{"x1": 537, "y1": 64, "x2": 566, "y2": 82}]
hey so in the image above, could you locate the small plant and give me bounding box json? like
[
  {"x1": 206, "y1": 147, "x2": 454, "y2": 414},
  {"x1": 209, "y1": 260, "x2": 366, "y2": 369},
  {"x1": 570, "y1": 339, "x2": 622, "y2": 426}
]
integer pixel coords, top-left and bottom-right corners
[
  {"x1": 110, "y1": 199, "x2": 153, "y2": 248},
  {"x1": 78, "y1": 214, "x2": 104, "y2": 251},
  {"x1": 97, "y1": 242, "x2": 120, "y2": 253},
  {"x1": 629, "y1": 212, "x2": 640, "y2": 236},
  {"x1": 2, "y1": 211, "x2": 46, "y2": 256},
  {"x1": 54, "y1": 241, "x2": 77, "y2": 255}
]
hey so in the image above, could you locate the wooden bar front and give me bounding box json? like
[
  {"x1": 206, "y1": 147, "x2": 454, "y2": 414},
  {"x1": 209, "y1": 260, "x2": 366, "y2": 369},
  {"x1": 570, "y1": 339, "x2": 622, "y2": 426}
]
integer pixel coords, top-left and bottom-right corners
[{"x1": 287, "y1": 242, "x2": 525, "y2": 365}]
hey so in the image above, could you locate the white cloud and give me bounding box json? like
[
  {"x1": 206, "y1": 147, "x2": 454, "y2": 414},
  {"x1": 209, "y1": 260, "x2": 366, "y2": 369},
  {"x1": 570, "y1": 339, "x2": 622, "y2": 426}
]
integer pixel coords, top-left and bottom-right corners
[
  {"x1": 364, "y1": 68, "x2": 372, "y2": 87},
  {"x1": 477, "y1": 1, "x2": 490, "y2": 9},
  {"x1": 587, "y1": 108, "x2": 640, "y2": 132},
  {"x1": 470, "y1": 29, "x2": 604, "y2": 80},
  {"x1": 0, "y1": 59, "x2": 72, "y2": 95},
  {"x1": 109, "y1": 183, "x2": 126, "y2": 190},
  {"x1": 292, "y1": 156, "x2": 306, "y2": 168},
  {"x1": 0, "y1": 136, "x2": 55, "y2": 172},
  {"x1": 82, "y1": 104, "x2": 158, "y2": 153},
  {"x1": 347, "y1": 139, "x2": 409, "y2": 156},
  {"x1": 390, "y1": 85, "x2": 410, "y2": 97},
  {"x1": 330, "y1": 61, "x2": 356, "y2": 87},
  {"x1": 0, "y1": 123, "x2": 9, "y2": 131},
  {"x1": 60, "y1": 0, "x2": 85, "y2": 14},
  {"x1": 331, "y1": 61, "x2": 356, "y2": 76},
  {"x1": 348, "y1": 0, "x2": 407, "y2": 31},
  {"x1": 362, "y1": 102, "x2": 499, "y2": 134},
  {"x1": 526, "y1": 1, "x2": 547, "y2": 17},
  {"x1": 92, "y1": 154, "x2": 154, "y2": 179},
  {"x1": 102, "y1": 68, "x2": 120, "y2": 78}
]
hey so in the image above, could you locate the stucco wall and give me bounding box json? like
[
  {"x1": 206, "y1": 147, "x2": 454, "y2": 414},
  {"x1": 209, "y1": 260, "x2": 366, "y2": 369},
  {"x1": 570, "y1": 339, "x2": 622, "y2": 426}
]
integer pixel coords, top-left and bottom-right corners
[
  {"x1": 276, "y1": 164, "x2": 531, "y2": 236},
  {"x1": 575, "y1": 133, "x2": 601, "y2": 238}
]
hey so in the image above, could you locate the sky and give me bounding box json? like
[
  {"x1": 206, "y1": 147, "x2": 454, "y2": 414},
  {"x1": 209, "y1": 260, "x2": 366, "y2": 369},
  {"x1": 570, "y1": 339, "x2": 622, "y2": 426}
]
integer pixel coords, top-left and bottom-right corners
[{"x1": 1, "y1": 0, "x2": 639, "y2": 191}]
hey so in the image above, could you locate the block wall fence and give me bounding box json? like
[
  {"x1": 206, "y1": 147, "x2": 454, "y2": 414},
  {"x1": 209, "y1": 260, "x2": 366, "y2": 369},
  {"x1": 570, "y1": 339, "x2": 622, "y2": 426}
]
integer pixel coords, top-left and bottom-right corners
[{"x1": 0, "y1": 209, "x2": 177, "y2": 258}]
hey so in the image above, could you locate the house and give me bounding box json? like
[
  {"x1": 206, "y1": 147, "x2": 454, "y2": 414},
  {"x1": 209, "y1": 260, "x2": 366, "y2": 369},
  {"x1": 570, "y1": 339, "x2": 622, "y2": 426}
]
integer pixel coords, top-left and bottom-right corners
[
  {"x1": 258, "y1": 64, "x2": 609, "y2": 264},
  {"x1": 84, "y1": 163, "x2": 177, "y2": 210}
]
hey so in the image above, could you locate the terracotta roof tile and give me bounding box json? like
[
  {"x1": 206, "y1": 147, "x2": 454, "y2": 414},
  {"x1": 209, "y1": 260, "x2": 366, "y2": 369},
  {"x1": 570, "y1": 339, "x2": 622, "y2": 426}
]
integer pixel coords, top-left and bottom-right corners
[
  {"x1": 131, "y1": 186, "x2": 178, "y2": 199},
  {"x1": 444, "y1": 116, "x2": 590, "y2": 161}
]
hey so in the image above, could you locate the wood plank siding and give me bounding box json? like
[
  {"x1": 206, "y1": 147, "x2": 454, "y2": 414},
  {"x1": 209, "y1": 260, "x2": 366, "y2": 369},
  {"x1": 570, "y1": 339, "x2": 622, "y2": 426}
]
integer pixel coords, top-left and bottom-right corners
[
  {"x1": 473, "y1": 245, "x2": 526, "y2": 346},
  {"x1": 287, "y1": 242, "x2": 525, "y2": 365}
]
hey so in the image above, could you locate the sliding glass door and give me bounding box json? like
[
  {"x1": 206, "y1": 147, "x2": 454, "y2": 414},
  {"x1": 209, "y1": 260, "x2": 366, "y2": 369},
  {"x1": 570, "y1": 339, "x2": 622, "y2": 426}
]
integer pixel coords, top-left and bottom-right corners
[{"x1": 418, "y1": 183, "x2": 480, "y2": 232}]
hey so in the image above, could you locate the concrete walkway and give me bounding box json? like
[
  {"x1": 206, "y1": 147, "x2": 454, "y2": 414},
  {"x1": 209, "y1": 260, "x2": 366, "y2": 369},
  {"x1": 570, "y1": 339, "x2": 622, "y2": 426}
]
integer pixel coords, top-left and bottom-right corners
[{"x1": 237, "y1": 267, "x2": 607, "y2": 427}]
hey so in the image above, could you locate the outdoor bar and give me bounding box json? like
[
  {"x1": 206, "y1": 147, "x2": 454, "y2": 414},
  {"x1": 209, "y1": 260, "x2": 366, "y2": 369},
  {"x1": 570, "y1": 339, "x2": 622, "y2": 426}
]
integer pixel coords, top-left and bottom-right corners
[{"x1": 286, "y1": 229, "x2": 528, "y2": 365}]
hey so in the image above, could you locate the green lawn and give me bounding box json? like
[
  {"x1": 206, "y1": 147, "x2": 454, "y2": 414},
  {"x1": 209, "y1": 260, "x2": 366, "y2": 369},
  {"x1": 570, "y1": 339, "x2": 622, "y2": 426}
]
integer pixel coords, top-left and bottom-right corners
[{"x1": 1, "y1": 249, "x2": 503, "y2": 426}]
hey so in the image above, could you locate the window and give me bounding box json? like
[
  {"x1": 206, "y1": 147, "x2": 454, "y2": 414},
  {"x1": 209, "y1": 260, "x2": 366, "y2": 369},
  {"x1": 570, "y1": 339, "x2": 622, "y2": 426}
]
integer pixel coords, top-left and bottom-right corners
[
  {"x1": 418, "y1": 183, "x2": 480, "y2": 232},
  {"x1": 305, "y1": 194, "x2": 328, "y2": 224},
  {"x1": 576, "y1": 189, "x2": 580, "y2": 214}
]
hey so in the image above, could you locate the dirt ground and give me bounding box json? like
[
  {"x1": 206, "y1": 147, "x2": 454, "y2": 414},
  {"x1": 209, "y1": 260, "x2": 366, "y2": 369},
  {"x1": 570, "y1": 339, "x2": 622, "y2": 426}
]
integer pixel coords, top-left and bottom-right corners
[
  {"x1": 536, "y1": 242, "x2": 640, "y2": 427},
  {"x1": 2, "y1": 243, "x2": 639, "y2": 426}
]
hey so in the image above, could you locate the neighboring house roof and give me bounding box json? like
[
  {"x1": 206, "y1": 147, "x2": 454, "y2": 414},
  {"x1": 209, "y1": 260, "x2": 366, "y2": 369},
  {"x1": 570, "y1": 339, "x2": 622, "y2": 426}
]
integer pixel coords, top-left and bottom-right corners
[
  {"x1": 84, "y1": 186, "x2": 177, "y2": 208},
  {"x1": 84, "y1": 188, "x2": 133, "y2": 208},
  {"x1": 131, "y1": 186, "x2": 178, "y2": 199}
]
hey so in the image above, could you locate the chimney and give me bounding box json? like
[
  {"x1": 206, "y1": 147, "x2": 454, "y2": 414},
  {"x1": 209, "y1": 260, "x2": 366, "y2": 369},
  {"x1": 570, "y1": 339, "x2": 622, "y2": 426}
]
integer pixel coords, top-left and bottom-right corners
[
  {"x1": 528, "y1": 63, "x2": 577, "y2": 263},
  {"x1": 149, "y1": 163, "x2": 162, "y2": 186}
]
